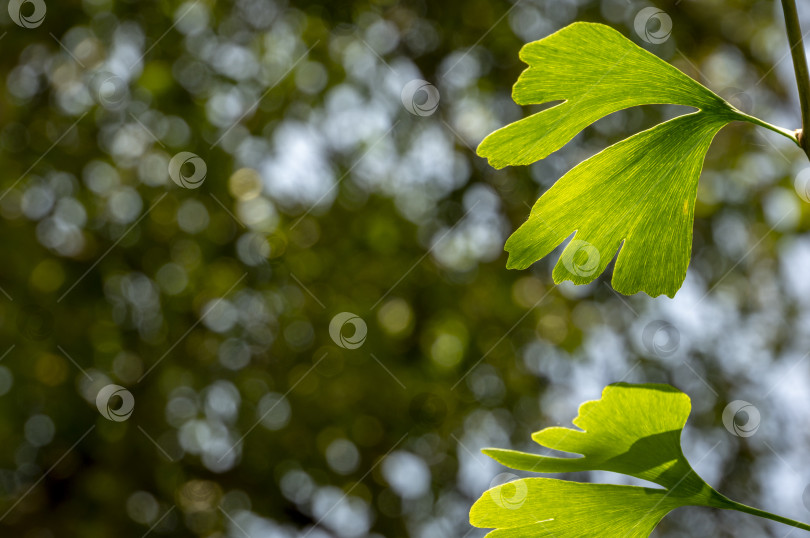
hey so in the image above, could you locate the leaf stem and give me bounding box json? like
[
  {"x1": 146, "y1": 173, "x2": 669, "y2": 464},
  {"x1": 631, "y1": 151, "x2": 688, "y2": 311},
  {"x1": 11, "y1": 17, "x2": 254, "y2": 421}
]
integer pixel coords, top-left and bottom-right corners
[
  {"x1": 781, "y1": 0, "x2": 810, "y2": 158},
  {"x1": 718, "y1": 496, "x2": 810, "y2": 532},
  {"x1": 734, "y1": 110, "x2": 800, "y2": 143}
]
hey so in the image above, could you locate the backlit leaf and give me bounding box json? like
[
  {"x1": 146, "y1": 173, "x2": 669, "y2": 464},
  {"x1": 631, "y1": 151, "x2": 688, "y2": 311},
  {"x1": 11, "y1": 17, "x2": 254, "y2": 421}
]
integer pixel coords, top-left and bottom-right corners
[
  {"x1": 478, "y1": 22, "x2": 797, "y2": 297},
  {"x1": 470, "y1": 383, "x2": 810, "y2": 537}
]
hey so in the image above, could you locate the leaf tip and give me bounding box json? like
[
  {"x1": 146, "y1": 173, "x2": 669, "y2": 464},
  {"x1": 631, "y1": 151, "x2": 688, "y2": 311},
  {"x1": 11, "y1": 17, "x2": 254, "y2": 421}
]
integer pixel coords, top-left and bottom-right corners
[
  {"x1": 504, "y1": 256, "x2": 524, "y2": 270},
  {"x1": 476, "y1": 136, "x2": 507, "y2": 170},
  {"x1": 504, "y1": 242, "x2": 532, "y2": 270}
]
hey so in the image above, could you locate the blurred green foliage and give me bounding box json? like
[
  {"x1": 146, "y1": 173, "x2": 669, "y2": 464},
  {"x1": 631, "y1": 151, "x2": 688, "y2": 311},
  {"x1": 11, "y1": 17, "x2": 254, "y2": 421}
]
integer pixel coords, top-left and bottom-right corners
[{"x1": 0, "y1": 0, "x2": 809, "y2": 537}]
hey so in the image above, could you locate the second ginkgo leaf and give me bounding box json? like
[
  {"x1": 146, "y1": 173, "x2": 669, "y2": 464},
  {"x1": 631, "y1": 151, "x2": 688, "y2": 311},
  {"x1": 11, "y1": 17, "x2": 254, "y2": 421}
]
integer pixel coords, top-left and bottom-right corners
[{"x1": 470, "y1": 383, "x2": 810, "y2": 536}]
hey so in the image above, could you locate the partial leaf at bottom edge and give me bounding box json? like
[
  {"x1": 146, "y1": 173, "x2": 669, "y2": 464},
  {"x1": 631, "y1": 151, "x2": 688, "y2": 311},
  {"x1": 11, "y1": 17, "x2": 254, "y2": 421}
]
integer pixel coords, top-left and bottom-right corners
[{"x1": 470, "y1": 477, "x2": 682, "y2": 537}]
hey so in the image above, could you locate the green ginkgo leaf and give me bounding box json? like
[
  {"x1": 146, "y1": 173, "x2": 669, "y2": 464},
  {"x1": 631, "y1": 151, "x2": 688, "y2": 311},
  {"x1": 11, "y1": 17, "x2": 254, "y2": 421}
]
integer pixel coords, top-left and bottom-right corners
[
  {"x1": 472, "y1": 479, "x2": 681, "y2": 537},
  {"x1": 478, "y1": 22, "x2": 798, "y2": 297},
  {"x1": 470, "y1": 383, "x2": 810, "y2": 537}
]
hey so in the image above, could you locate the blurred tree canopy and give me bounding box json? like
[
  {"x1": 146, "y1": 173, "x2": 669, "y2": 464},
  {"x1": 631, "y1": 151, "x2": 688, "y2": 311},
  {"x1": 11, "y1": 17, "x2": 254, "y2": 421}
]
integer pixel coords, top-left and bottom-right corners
[{"x1": 1, "y1": 0, "x2": 810, "y2": 537}]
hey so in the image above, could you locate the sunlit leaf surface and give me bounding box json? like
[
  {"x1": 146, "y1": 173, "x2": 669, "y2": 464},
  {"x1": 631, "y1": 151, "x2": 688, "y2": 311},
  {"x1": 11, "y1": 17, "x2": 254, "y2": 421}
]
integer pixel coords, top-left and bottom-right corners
[{"x1": 478, "y1": 22, "x2": 794, "y2": 297}]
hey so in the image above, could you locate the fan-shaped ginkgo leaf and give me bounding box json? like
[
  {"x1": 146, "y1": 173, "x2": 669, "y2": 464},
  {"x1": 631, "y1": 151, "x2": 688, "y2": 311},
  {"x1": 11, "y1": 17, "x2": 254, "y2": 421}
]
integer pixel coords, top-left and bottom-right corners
[
  {"x1": 470, "y1": 383, "x2": 810, "y2": 537},
  {"x1": 478, "y1": 22, "x2": 798, "y2": 297}
]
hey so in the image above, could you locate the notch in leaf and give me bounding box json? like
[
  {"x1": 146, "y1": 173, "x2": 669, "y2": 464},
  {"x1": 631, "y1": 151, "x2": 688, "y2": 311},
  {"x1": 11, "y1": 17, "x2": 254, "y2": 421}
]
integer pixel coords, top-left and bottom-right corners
[
  {"x1": 470, "y1": 383, "x2": 810, "y2": 537},
  {"x1": 479, "y1": 22, "x2": 799, "y2": 297}
]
